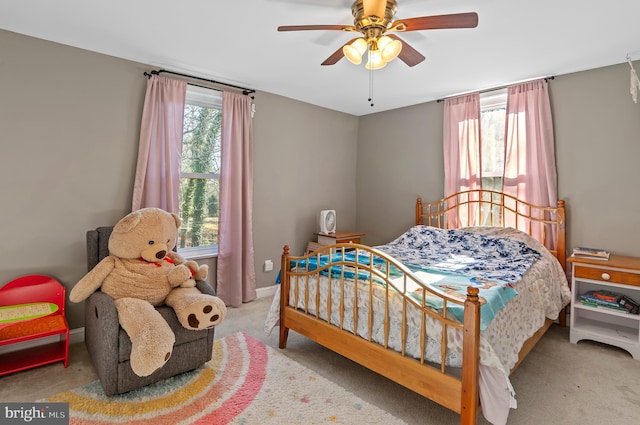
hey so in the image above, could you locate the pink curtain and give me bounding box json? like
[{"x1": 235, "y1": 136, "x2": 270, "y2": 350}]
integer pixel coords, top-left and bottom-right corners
[
  {"x1": 216, "y1": 92, "x2": 256, "y2": 306},
  {"x1": 443, "y1": 93, "x2": 482, "y2": 227},
  {"x1": 502, "y1": 79, "x2": 558, "y2": 248},
  {"x1": 131, "y1": 76, "x2": 186, "y2": 213}
]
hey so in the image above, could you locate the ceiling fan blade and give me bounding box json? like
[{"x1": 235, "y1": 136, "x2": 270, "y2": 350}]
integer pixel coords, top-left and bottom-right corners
[
  {"x1": 321, "y1": 37, "x2": 361, "y2": 65},
  {"x1": 387, "y1": 34, "x2": 425, "y2": 67},
  {"x1": 363, "y1": 0, "x2": 387, "y2": 19},
  {"x1": 390, "y1": 12, "x2": 478, "y2": 32},
  {"x1": 278, "y1": 24, "x2": 355, "y2": 31}
]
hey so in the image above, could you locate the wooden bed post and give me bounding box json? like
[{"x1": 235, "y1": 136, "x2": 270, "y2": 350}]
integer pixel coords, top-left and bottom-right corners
[
  {"x1": 556, "y1": 200, "x2": 566, "y2": 272},
  {"x1": 460, "y1": 286, "x2": 480, "y2": 425},
  {"x1": 556, "y1": 200, "x2": 568, "y2": 327},
  {"x1": 279, "y1": 245, "x2": 290, "y2": 349},
  {"x1": 416, "y1": 197, "x2": 423, "y2": 225}
]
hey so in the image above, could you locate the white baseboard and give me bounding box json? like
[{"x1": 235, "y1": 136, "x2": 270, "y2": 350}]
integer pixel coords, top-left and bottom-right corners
[
  {"x1": 256, "y1": 284, "x2": 278, "y2": 299},
  {"x1": 70, "y1": 327, "x2": 84, "y2": 344}
]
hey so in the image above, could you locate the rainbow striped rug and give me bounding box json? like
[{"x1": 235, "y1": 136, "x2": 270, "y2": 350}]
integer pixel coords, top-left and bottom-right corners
[{"x1": 45, "y1": 332, "x2": 407, "y2": 424}]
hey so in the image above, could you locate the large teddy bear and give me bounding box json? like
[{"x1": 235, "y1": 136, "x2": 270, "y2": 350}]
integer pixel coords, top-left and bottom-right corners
[{"x1": 70, "y1": 207, "x2": 227, "y2": 377}]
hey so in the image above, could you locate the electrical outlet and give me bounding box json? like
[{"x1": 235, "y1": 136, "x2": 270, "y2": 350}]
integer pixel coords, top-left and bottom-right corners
[{"x1": 264, "y1": 260, "x2": 273, "y2": 272}]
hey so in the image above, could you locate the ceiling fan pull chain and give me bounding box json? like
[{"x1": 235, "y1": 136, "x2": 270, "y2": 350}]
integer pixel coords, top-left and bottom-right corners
[{"x1": 368, "y1": 57, "x2": 374, "y2": 107}]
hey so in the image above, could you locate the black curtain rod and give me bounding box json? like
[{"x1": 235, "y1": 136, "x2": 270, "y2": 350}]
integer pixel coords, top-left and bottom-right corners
[
  {"x1": 143, "y1": 69, "x2": 256, "y2": 97},
  {"x1": 436, "y1": 76, "x2": 555, "y2": 103}
]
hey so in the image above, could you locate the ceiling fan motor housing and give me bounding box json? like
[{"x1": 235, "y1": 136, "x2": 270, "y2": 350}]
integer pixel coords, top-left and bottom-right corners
[{"x1": 352, "y1": 0, "x2": 397, "y2": 39}]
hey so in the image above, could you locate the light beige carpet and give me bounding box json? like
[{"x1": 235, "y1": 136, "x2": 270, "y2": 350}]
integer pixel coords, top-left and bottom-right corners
[{"x1": 43, "y1": 331, "x2": 408, "y2": 424}]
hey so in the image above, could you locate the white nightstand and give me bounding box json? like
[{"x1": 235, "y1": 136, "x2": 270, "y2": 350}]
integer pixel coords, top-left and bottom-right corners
[{"x1": 568, "y1": 254, "x2": 640, "y2": 359}]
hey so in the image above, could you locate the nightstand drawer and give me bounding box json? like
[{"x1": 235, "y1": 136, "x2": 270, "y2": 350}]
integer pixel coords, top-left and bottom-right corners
[
  {"x1": 336, "y1": 237, "x2": 360, "y2": 244},
  {"x1": 315, "y1": 231, "x2": 365, "y2": 254},
  {"x1": 574, "y1": 265, "x2": 640, "y2": 287}
]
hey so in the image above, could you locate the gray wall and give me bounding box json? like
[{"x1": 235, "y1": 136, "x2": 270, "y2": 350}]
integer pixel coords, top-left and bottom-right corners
[
  {"x1": 0, "y1": 30, "x2": 358, "y2": 328},
  {"x1": 552, "y1": 63, "x2": 640, "y2": 255},
  {"x1": 1, "y1": 31, "x2": 146, "y2": 328},
  {"x1": 356, "y1": 101, "x2": 444, "y2": 246},
  {"x1": 357, "y1": 62, "x2": 640, "y2": 256},
  {"x1": 252, "y1": 91, "x2": 359, "y2": 285}
]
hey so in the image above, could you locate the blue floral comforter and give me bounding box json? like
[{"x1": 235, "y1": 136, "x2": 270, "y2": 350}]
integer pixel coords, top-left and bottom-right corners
[
  {"x1": 377, "y1": 225, "x2": 541, "y2": 284},
  {"x1": 373, "y1": 225, "x2": 542, "y2": 329}
]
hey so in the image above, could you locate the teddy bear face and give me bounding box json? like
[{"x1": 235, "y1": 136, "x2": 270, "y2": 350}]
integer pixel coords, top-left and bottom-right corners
[{"x1": 108, "y1": 208, "x2": 182, "y2": 262}]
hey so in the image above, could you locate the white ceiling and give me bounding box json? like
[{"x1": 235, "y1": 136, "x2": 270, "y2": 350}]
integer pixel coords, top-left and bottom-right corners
[{"x1": 2, "y1": 0, "x2": 640, "y2": 116}]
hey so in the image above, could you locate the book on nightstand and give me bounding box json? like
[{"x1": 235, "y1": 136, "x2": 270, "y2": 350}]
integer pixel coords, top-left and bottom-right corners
[
  {"x1": 579, "y1": 290, "x2": 640, "y2": 315},
  {"x1": 592, "y1": 290, "x2": 622, "y2": 303},
  {"x1": 571, "y1": 247, "x2": 610, "y2": 260},
  {"x1": 619, "y1": 295, "x2": 640, "y2": 314},
  {"x1": 581, "y1": 290, "x2": 622, "y2": 307}
]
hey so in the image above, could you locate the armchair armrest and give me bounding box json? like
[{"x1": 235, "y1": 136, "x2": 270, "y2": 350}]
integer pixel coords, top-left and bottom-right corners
[
  {"x1": 195, "y1": 280, "x2": 216, "y2": 297},
  {"x1": 84, "y1": 291, "x2": 120, "y2": 395}
]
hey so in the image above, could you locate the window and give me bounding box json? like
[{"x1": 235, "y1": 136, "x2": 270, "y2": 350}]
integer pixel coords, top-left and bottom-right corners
[
  {"x1": 178, "y1": 85, "x2": 222, "y2": 256},
  {"x1": 478, "y1": 89, "x2": 507, "y2": 224},
  {"x1": 479, "y1": 88, "x2": 507, "y2": 192}
]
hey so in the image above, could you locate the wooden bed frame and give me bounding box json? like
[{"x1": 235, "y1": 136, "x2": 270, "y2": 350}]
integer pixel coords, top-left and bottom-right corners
[{"x1": 278, "y1": 190, "x2": 567, "y2": 425}]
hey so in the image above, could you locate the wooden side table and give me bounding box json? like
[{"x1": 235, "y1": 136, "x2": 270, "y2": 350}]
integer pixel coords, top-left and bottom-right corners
[
  {"x1": 314, "y1": 231, "x2": 365, "y2": 254},
  {"x1": 315, "y1": 231, "x2": 365, "y2": 246}
]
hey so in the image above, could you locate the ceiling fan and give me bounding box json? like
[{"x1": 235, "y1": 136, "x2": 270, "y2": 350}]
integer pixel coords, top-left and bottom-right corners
[{"x1": 277, "y1": 0, "x2": 478, "y2": 69}]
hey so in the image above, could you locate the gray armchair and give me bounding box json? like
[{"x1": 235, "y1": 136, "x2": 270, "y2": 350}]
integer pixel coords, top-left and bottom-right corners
[{"x1": 83, "y1": 226, "x2": 216, "y2": 396}]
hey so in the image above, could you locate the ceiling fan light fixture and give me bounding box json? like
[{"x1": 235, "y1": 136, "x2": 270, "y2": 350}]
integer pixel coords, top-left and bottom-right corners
[
  {"x1": 365, "y1": 49, "x2": 386, "y2": 70},
  {"x1": 378, "y1": 35, "x2": 402, "y2": 62},
  {"x1": 343, "y1": 38, "x2": 368, "y2": 64}
]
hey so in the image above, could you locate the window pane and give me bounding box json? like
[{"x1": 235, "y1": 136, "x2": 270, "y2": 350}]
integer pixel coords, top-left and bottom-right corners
[
  {"x1": 178, "y1": 177, "x2": 219, "y2": 248},
  {"x1": 181, "y1": 105, "x2": 221, "y2": 175},
  {"x1": 480, "y1": 89, "x2": 507, "y2": 193},
  {"x1": 480, "y1": 108, "x2": 505, "y2": 177}
]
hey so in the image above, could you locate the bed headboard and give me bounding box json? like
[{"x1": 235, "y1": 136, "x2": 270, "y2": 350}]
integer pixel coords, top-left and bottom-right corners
[{"x1": 416, "y1": 190, "x2": 566, "y2": 271}]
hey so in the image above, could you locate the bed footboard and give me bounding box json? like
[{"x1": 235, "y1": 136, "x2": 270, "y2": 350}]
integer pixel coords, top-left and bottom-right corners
[{"x1": 279, "y1": 244, "x2": 482, "y2": 424}]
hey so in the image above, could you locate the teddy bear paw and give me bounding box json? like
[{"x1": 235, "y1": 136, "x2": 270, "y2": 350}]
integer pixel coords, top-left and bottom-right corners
[
  {"x1": 130, "y1": 339, "x2": 174, "y2": 377},
  {"x1": 184, "y1": 299, "x2": 227, "y2": 330},
  {"x1": 168, "y1": 264, "x2": 194, "y2": 287}
]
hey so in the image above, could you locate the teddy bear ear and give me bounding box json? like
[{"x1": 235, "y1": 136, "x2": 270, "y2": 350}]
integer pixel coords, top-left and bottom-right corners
[
  {"x1": 171, "y1": 212, "x2": 182, "y2": 229},
  {"x1": 114, "y1": 211, "x2": 143, "y2": 233}
]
